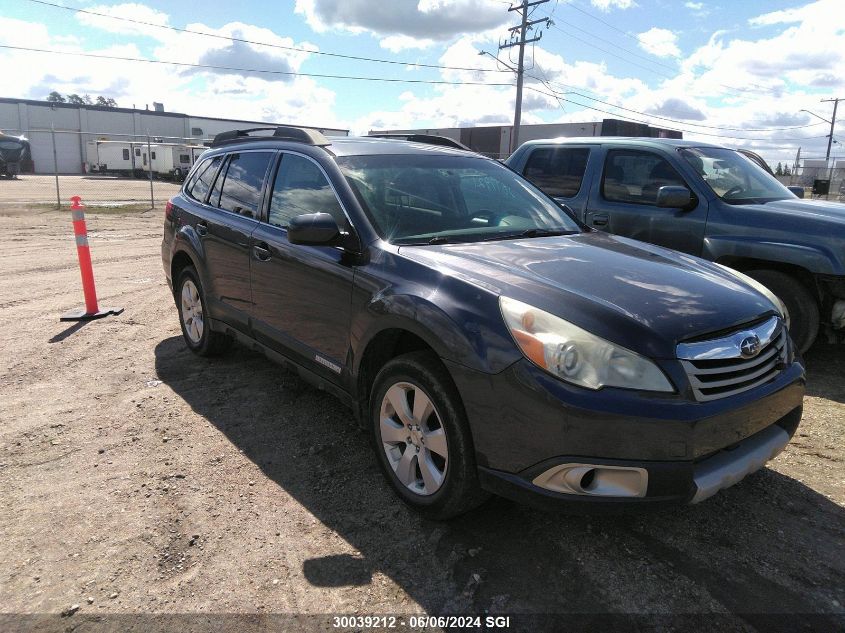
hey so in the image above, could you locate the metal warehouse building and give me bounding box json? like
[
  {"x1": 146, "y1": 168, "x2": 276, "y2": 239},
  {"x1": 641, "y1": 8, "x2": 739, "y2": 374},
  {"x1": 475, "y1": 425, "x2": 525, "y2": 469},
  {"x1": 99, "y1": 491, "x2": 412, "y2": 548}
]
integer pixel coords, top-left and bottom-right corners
[
  {"x1": 371, "y1": 119, "x2": 681, "y2": 158},
  {"x1": 0, "y1": 97, "x2": 348, "y2": 174}
]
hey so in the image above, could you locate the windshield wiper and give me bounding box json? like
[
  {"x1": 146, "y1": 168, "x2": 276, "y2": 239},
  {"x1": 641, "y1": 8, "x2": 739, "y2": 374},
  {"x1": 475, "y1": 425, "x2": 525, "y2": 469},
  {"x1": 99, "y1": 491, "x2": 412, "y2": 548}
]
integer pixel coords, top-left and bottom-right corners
[{"x1": 480, "y1": 228, "x2": 579, "y2": 242}]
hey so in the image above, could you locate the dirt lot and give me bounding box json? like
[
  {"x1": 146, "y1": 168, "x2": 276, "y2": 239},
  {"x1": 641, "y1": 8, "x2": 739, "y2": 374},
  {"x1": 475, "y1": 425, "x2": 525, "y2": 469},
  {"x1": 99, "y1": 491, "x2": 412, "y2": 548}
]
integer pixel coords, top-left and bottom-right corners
[
  {"x1": 0, "y1": 174, "x2": 180, "y2": 205},
  {"x1": 0, "y1": 208, "x2": 843, "y2": 631}
]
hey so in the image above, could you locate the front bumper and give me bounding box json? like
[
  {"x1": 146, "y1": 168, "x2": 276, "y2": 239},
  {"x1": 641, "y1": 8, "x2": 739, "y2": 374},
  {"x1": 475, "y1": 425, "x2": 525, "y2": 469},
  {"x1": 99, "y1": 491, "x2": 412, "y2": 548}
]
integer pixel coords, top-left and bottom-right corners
[
  {"x1": 477, "y1": 406, "x2": 801, "y2": 510},
  {"x1": 445, "y1": 356, "x2": 805, "y2": 508}
]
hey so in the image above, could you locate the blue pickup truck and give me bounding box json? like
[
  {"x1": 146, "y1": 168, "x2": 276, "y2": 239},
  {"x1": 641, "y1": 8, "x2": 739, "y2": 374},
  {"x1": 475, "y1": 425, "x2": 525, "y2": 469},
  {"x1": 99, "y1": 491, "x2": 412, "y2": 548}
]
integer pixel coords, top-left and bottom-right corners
[{"x1": 506, "y1": 137, "x2": 845, "y2": 352}]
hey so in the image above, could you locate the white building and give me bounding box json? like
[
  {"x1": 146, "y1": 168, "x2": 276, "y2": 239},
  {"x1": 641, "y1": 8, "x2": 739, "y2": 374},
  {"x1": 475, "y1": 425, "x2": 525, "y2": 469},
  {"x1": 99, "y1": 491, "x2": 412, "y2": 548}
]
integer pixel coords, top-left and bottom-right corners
[{"x1": 0, "y1": 97, "x2": 348, "y2": 174}]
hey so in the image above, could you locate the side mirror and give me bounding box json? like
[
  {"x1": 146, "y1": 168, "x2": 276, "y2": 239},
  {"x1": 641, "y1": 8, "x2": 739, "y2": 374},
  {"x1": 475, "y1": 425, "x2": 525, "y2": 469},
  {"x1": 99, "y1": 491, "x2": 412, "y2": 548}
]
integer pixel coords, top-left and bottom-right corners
[
  {"x1": 656, "y1": 185, "x2": 693, "y2": 209},
  {"x1": 787, "y1": 186, "x2": 805, "y2": 199},
  {"x1": 288, "y1": 213, "x2": 342, "y2": 246}
]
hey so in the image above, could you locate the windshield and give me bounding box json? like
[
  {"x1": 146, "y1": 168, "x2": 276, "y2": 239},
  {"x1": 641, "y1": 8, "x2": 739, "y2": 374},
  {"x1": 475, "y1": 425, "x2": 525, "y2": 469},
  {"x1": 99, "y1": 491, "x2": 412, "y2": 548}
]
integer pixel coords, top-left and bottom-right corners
[
  {"x1": 337, "y1": 154, "x2": 582, "y2": 244},
  {"x1": 681, "y1": 147, "x2": 794, "y2": 204}
]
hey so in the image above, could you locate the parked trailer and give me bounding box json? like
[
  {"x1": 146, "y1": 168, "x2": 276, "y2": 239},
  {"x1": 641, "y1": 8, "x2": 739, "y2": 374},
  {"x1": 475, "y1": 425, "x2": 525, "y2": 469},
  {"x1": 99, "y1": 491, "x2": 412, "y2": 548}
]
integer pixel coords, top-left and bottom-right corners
[
  {"x1": 85, "y1": 140, "x2": 141, "y2": 176},
  {"x1": 144, "y1": 143, "x2": 198, "y2": 180}
]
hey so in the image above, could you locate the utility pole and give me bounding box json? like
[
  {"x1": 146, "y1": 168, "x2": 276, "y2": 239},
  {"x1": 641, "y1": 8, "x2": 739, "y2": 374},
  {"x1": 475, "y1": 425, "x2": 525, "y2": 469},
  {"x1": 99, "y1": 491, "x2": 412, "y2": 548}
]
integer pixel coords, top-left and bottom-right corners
[
  {"x1": 499, "y1": 0, "x2": 549, "y2": 153},
  {"x1": 820, "y1": 97, "x2": 841, "y2": 163}
]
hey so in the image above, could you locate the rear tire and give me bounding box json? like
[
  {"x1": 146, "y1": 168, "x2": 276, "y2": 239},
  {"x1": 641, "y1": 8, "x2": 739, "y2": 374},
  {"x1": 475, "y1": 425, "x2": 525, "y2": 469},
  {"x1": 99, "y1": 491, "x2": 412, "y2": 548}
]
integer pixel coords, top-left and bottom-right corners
[
  {"x1": 370, "y1": 351, "x2": 488, "y2": 520},
  {"x1": 175, "y1": 267, "x2": 232, "y2": 356},
  {"x1": 746, "y1": 269, "x2": 819, "y2": 354}
]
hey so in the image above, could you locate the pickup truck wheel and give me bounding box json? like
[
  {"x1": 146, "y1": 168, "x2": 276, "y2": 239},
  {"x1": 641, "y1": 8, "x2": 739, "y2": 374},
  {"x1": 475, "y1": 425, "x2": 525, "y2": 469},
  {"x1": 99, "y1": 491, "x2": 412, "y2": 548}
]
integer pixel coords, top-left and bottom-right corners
[
  {"x1": 746, "y1": 269, "x2": 819, "y2": 354},
  {"x1": 370, "y1": 351, "x2": 488, "y2": 520},
  {"x1": 176, "y1": 267, "x2": 232, "y2": 356}
]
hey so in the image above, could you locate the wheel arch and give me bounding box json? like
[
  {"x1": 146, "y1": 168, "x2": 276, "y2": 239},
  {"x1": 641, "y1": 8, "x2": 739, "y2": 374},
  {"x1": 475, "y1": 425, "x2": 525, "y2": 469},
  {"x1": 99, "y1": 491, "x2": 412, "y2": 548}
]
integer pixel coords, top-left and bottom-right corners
[{"x1": 714, "y1": 255, "x2": 822, "y2": 303}]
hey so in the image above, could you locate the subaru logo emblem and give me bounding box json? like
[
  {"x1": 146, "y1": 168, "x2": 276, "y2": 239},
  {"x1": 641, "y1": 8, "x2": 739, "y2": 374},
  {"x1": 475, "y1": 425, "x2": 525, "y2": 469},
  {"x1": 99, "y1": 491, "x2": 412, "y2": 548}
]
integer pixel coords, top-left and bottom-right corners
[{"x1": 740, "y1": 335, "x2": 761, "y2": 358}]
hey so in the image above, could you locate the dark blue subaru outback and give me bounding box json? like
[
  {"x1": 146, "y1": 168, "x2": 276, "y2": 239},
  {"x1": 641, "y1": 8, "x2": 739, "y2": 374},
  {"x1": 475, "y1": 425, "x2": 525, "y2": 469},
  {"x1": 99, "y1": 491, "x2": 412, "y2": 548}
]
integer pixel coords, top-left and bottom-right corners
[{"x1": 162, "y1": 127, "x2": 805, "y2": 519}]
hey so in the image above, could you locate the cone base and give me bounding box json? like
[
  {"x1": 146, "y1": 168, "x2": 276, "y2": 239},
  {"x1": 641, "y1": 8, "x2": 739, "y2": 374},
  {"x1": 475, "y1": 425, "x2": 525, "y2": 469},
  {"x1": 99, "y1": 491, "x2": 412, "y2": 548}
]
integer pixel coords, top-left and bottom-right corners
[{"x1": 60, "y1": 307, "x2": 124, "y2": 321}]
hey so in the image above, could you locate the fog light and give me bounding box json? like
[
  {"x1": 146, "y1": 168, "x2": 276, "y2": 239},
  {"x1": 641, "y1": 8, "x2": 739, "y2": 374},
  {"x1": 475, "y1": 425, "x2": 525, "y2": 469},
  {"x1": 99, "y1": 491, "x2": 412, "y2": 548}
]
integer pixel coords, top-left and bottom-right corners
[{"x1": 533, "y1": 463, "x2": 648, "y2": 498}]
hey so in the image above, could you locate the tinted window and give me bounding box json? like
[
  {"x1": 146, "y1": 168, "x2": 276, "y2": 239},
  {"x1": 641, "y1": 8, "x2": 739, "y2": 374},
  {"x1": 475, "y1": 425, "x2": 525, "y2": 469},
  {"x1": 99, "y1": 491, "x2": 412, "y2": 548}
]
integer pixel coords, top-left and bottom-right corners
[
  {"x1": 602, "y1": 150, "x2": 687, "y2": 205},
  {"x1": 268, "y1": 154, "x2": 344, "y2": 228},
  {"x1": 523, "y1": 147, "x2": 590, "y2": 198},
  {"x1": 217, "y1": 152, "x2": 273, "y2": 217},
  {"x1": 122, "y1": 149, "x2": 130, "y2": 160},
  {"x1": 179, "y1": 154, "x2": 190, "y2": 164},
  {"x1": 186, "y1": 156, "x2": 222, "y2": 203}
]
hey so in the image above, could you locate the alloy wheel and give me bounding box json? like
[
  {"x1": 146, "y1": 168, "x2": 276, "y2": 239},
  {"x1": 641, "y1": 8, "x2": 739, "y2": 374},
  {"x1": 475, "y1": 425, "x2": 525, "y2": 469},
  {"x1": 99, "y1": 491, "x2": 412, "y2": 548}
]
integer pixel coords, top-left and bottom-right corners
[
  {"x1": 379, "y1": 381, "x2": 449, "y2": 496},
  {"x1": 180, "y1": 279, "x2": 204, "y2": 344}
]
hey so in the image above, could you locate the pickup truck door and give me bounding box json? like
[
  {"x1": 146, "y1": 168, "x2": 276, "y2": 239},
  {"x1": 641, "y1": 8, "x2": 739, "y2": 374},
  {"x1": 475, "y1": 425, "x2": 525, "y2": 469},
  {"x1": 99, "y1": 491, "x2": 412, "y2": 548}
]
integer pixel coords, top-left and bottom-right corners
[
  {"x1": 514, "y1": 144, "x2": 598, "y2": 219},
  {"x1": 584, "y1": 147, "x2": 708, "y2": 256}
]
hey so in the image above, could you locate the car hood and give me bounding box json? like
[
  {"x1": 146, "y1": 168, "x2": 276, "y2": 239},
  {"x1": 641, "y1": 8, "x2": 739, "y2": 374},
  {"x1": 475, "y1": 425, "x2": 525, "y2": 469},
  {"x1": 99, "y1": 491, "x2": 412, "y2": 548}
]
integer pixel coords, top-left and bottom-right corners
[
  {"x1": 399, "y1": 231, "x2": 779, "y2": 360},
  {"x1": 728, "y1": 197, "x2": 845, "y2": 225}
]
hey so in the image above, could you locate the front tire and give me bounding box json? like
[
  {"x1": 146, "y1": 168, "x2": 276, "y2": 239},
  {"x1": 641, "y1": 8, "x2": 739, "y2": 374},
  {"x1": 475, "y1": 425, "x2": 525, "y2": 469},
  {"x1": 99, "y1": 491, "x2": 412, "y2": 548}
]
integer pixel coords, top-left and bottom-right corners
[
  {"x1": 746, "y1": 269, "x2": 819, "y2": 354},
  {"x1": 370, "y1": 351, "x2": 487, "y2": 520},
  {"x1": 175, "y1": 267, "x2": 232, "y2": 356}
]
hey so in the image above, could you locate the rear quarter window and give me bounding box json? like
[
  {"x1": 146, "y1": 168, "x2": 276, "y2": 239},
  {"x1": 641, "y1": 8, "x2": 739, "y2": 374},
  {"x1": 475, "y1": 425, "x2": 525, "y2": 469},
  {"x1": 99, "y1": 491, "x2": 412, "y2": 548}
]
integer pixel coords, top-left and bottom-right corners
[{"x1": 185, "y1": 156, "x2": 222, "y2": 203}]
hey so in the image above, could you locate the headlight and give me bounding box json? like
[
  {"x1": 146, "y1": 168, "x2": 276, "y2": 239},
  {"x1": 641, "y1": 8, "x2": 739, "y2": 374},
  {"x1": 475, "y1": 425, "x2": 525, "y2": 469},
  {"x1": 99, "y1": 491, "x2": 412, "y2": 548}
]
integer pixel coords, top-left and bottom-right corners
[
  {"x1": 499, "y1": 297, "x2": 674, "y2": 392},
  {"x1": 713, "y1": 264, "x2": 790, "y2": 328}
]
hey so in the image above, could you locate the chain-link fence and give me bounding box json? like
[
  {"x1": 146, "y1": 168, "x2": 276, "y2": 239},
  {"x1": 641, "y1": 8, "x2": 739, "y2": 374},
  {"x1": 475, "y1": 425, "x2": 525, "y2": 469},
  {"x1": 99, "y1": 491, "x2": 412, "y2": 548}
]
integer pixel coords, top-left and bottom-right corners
[
  {"x1": 0, "y1": 129, "x2": 214, "y2": 209},
  {"x1": 776, "y1": 166, "x2": 845, "y2": 201}
]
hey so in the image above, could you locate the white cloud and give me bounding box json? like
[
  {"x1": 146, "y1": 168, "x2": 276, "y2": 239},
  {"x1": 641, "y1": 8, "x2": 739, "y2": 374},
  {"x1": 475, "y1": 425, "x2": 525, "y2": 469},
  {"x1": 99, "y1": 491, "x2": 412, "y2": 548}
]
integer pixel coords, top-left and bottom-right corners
[
  {"x1": 75, "y1": 3, "x2": 171, "y2": 40},
  {"x1": 380, "y1": 35, "x2": 436, "y2": 52},
  {"x1": 590, "y1": 0, "x2": 637, "y2": 11},
  {"x1": 684, "y1": 1, "x2": 703, "y2": 9},
  {"x1": 294, "y1": 0, "x2": 508, "y2": 48},
  {"x1": 637, "y1": 27, "x2": 681, "y2": 58}
]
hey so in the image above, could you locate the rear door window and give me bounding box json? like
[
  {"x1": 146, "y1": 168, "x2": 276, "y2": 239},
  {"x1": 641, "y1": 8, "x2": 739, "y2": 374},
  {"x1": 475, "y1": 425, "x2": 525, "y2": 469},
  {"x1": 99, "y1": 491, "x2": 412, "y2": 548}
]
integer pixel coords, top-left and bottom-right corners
[
  {"x1": 216, "y1": 152, "x2": 274, "y2": 218},
  {"x1": 186, "y1": 156, "x2": 222, "y2": 203},
  {"x1": 601, "y1": 149, "x2": 687, "y2": 205},
  {"x1": 523, "y1": 147, "x2": 590, "y2": 198},
  {"x1": 268, "y1": 154, "x2": 345, "y2": 228}
]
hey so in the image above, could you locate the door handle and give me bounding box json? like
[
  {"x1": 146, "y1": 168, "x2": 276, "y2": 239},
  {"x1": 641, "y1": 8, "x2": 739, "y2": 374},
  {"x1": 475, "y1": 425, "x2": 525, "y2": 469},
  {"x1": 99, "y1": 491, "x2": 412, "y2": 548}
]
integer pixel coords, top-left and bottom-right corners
[
  {"x1": 253, "y1": 242, "x2": 271, "y2": 261},
  {"x1": 591, "y1": 214, "x2": 608, "y2": 227},
  {"x1": 196, "y1": 221, "x2": 208, "y2": 236}
]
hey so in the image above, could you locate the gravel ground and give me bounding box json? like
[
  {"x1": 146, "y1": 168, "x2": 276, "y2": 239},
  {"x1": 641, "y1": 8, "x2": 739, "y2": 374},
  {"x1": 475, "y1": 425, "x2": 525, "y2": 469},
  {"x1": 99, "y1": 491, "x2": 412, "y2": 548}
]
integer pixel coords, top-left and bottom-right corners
[
  {"x1": 0, "y1": 174, "x2": 179, "y2": 205},
  {"x1": 0, "y1": 208, "x2": 843, "y2": 631}
]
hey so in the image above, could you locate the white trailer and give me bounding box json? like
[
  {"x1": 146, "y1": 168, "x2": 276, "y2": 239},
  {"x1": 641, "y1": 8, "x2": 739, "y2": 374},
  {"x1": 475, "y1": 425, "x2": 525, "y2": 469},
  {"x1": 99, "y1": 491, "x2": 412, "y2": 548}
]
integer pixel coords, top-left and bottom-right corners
[
  {"x1": 85, "y1": 140, "x2": 141, "y2": 175},
  {"x1": 144, "y1": 143, "x2": 196, "y2": 180}
]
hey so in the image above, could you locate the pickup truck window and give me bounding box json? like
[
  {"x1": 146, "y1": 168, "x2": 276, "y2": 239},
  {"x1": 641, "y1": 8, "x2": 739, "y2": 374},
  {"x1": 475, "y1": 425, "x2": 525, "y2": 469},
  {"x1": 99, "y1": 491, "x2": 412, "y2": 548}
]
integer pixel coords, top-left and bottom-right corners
[
  {"x1": 681, "y1": 147, "x2": 793, "y2": 204},
  {"x1": 602, "y1": 150, "x2": 687, "y2": 206},
  {"x1": 522, "y1": 147, "x2": 589, "y2": 198}
]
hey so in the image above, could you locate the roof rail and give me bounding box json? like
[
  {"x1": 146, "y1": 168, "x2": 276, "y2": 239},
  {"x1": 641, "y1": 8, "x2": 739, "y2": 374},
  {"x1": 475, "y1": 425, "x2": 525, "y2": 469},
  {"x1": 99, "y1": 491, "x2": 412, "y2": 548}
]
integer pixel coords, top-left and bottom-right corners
[
  {"x1": 211, "y1": 126, "x2": 331, "y2": 148},
  {"x1": 366, "y1": 133, "x2": 471, "y2": 151}
]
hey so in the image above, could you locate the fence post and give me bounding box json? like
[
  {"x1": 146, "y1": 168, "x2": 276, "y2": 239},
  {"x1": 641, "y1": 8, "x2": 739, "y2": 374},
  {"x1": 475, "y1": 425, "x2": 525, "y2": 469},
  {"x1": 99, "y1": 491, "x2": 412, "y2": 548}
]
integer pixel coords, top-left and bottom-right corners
[
  {"x1": 147, "y1": 133, "x2": 154, "y2": 209},
  {"x1": 51, "y1": 122, "x2": 60, "y2": 209}
]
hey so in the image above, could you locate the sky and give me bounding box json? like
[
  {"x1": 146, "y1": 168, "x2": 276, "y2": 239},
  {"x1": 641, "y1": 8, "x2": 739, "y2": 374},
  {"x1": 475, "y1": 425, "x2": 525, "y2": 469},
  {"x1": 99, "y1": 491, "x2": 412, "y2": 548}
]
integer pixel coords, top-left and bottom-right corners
[{"x1": 1, "y1": 0, "x2": 844, "y2": 164}]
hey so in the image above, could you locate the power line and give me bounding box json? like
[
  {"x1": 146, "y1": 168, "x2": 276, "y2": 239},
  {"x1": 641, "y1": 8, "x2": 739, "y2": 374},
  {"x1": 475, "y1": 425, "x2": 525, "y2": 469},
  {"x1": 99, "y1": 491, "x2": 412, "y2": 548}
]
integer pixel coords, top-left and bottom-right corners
[
  {"x1": 0, "y1": 45, "x2": 516, "y2": 87},
  {"x1": 25, "y1": 0, "x2": 511, "y2": 75},
  {"x1": 540, "y1": 18, "x2": 778, "y2": 99},
  {"x1": 552, "y1": 2, "x2": 779, "y2": 96},
  {"x1": 525, "y1": 85, "x2": 831, "y2": 142},
  {"x1": 531, "y1": 79, "x2": 824, "y2": 132}
]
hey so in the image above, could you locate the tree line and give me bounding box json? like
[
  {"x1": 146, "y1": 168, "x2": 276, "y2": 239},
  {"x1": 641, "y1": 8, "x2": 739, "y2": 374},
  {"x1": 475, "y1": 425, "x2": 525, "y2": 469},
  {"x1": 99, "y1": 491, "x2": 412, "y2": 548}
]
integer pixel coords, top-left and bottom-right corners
[{"x1": 46, "y1": 91, "x2": 117, "y2": 108}]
